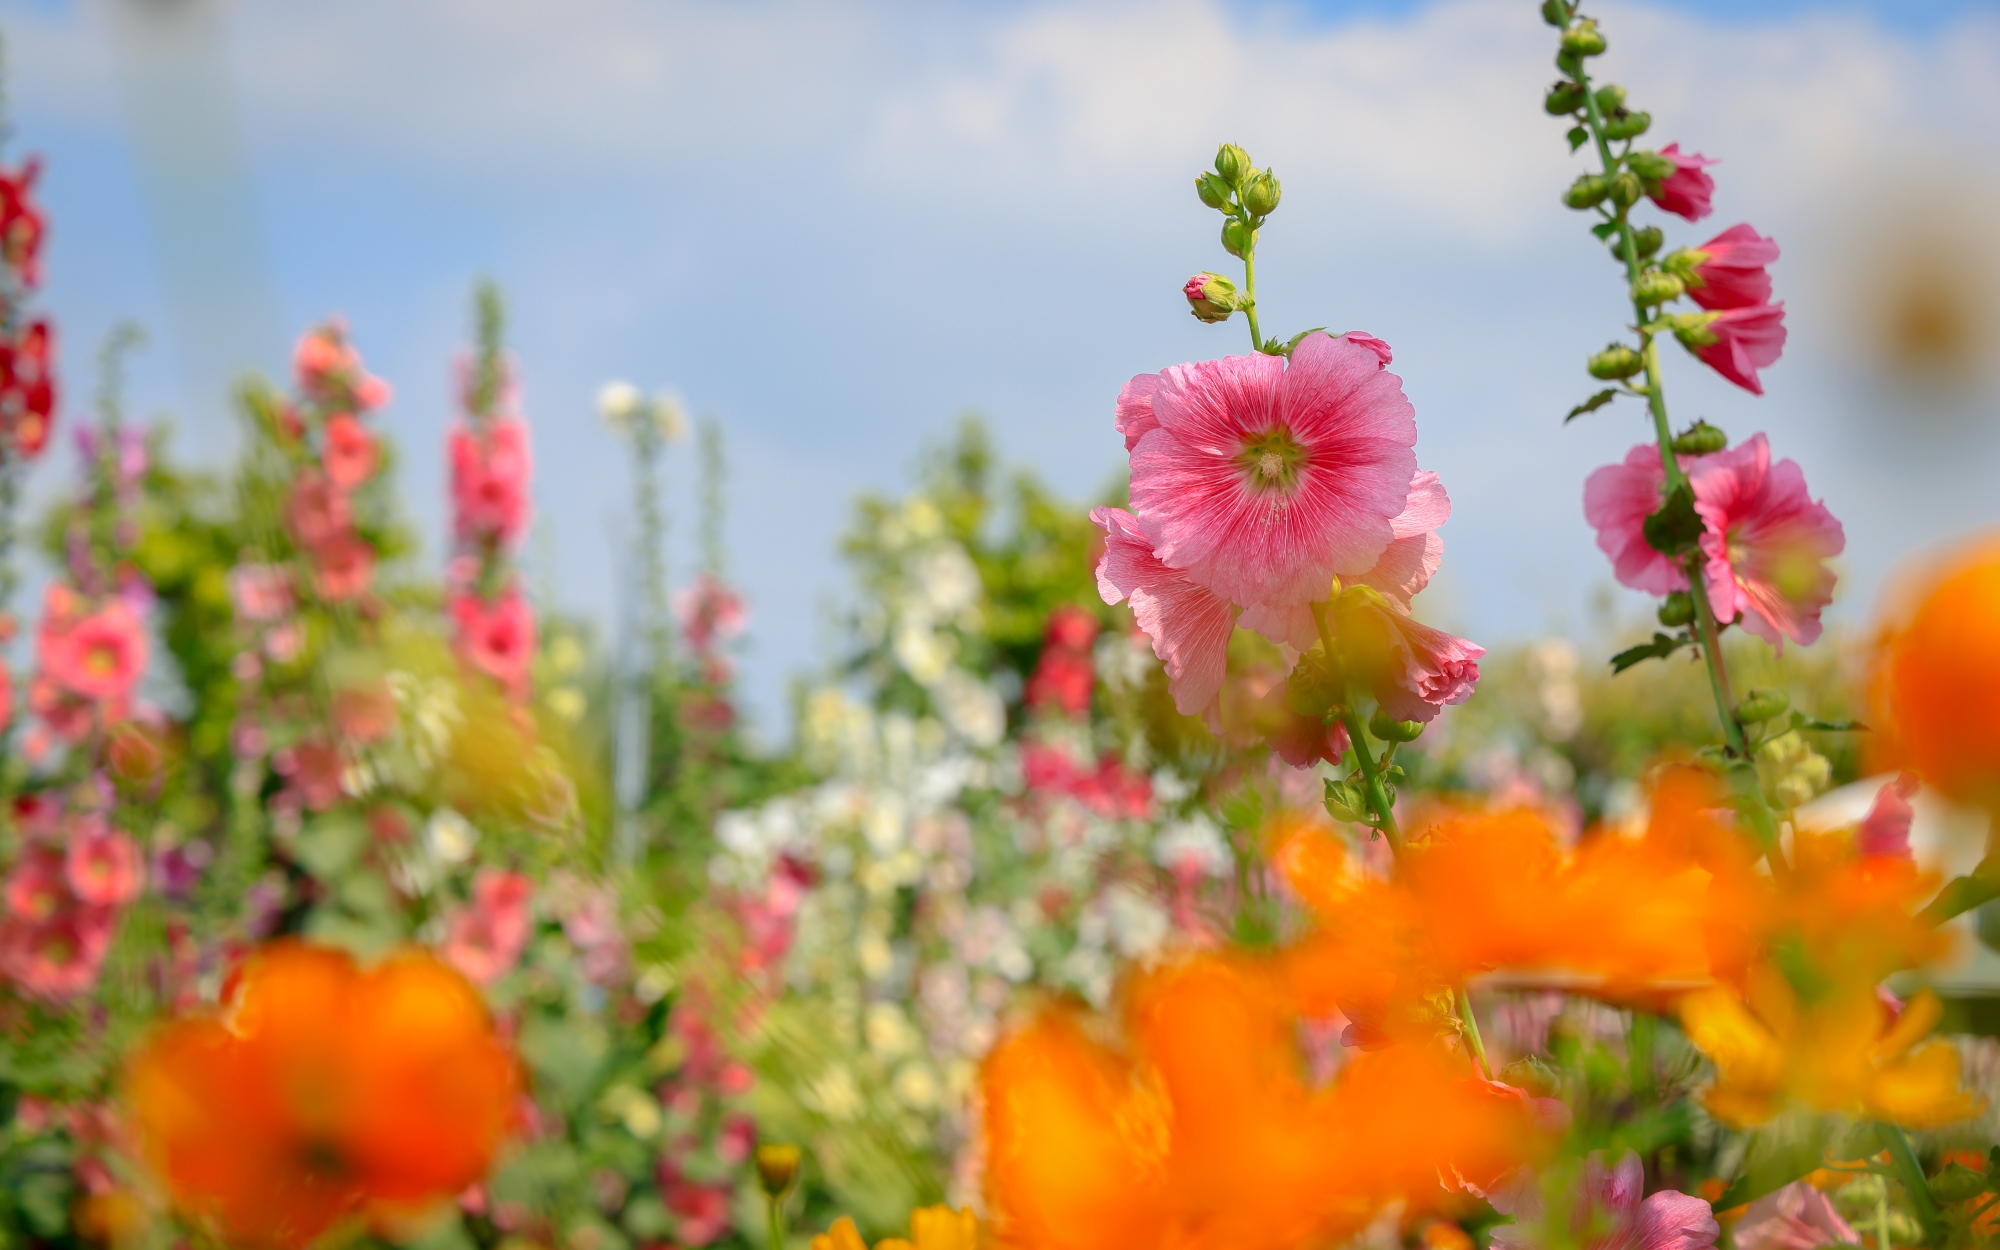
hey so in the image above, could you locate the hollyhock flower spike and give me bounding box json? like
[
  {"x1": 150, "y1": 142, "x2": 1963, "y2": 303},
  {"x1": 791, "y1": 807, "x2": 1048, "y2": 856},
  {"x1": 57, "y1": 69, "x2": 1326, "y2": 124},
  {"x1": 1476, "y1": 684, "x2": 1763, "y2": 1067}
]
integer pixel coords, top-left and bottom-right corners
[
  {"x1": 1125, "y1": 331, "x2": 1417, "y2": 608},
  {"x1": 450, "y1": 587, "x2": 538, "y2": 697},
  {"x1": 450, "y1": 419, "x2": 533, "y2": 548},
  {"x1": 1643, "y1": 144, "x2": 1717, "y2": 221},
  {"x1": 1090, "y1": 505, "x2": 1235, "y2": 716},
  {"x1": 1673, "y1": 224, "x2": 1779, "y2": 311},
  {"x1": 1670, "y1": 303, "x2": 1788, "y2": 395},
  {"x1": 321, "y1": 413, "x2": 378, "y2": 491},
  {"x1": 1688, "y1": 433, "x2": 1843, "y2": 648}
]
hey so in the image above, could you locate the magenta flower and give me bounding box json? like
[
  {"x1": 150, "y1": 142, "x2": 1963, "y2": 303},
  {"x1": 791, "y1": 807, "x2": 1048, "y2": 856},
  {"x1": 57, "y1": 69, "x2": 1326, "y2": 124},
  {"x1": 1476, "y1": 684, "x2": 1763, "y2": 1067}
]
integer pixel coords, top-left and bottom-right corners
[
  {"x1": 1584, "y1": 444, "x2": 1693, "y2": 596},
  {"x1": 1731, "y1": 1182, "x2": 1856, "y2": 1250},
  {"x1": 451, "y1": 586, "x2": 538, "y2": 697},
  {"x1": 64, "y1": 819, "x2": 143, "y2": 907},
  {"x1": 450, "y1": 418, "x2": 534, "y2": 548},
  {"x1": 1682, "y1": 224, "x2": 1779, "y2": 311},
  {"x1": 1857, "y1": 772, "x2": 1919, "y2": 861},
  {"x1": 1645, "y1": 144, "x2": 1717, "y2": 221},
  {"x1": 1125, "y1": 332, "x2": 1418, "y2": 608},
  {"x1": 1489, "y1": 1150, "x2": 1719, "y2": 1250},
  {"x1": 1688, "y1": 433, "x2": 1843, "y2": 648},
  {"x1": 1091, "y1": 505, "x2": 1236, "y2": 716},
  {"x1": 1674, "y1": 303, "x2": 1787, "y2": 395},
  {"x1": 443, "y1": 868, "x2": 535, "y2": 986}
]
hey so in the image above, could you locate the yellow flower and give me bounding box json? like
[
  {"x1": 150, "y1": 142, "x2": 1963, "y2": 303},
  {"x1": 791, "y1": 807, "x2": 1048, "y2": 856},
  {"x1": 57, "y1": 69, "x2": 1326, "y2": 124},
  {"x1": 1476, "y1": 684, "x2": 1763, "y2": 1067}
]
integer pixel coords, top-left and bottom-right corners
[
  {"x1": 1680, "y1": 970, "x2": 1981, "y2": 1128},
  {"x1": 810, "y1": 1207, "x2": 979, "y2": 1250}
]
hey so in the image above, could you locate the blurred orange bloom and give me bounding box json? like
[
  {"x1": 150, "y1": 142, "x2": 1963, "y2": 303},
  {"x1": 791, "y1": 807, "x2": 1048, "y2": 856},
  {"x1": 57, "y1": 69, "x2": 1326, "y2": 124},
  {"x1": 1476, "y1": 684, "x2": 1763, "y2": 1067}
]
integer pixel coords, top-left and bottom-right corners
[
  {"x1": 126, "y1": 941, "x2": 519, "y2": 1248},
  {"x1": 1872, "y1": 535, "x2": 2000, "y2": 811},
  {"x1": 981, "y1": 953, "x2": 1548, "y2": 1250},
  {"x1": 811, "y1": 1206, "x2": 979, "y2": 1250}
]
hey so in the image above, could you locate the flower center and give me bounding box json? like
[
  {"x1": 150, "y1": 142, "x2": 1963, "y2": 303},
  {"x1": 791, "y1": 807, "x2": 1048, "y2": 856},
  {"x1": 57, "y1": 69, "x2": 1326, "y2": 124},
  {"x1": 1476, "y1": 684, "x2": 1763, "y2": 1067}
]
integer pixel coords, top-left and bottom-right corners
[{"x1": 1235, "y1": 427, "x2": 1309, "y2": 495}]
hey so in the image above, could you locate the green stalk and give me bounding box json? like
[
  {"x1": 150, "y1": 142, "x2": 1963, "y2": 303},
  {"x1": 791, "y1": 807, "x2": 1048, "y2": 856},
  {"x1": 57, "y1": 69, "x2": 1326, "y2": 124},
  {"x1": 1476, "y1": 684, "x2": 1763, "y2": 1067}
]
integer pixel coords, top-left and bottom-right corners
[
  {"x1": 766, "y1": 1194, "x2": 786, "y2": 1250},
  {"x1": 1457, "y1": 986, "x2": 1495, "y2": 1080},
  {"x1": 1240, "y1": 214, "x2": 1264, "y2": 353},
  {"x1": 1878, "y1": 1121, "x2": 1943, "y2": 1246}
]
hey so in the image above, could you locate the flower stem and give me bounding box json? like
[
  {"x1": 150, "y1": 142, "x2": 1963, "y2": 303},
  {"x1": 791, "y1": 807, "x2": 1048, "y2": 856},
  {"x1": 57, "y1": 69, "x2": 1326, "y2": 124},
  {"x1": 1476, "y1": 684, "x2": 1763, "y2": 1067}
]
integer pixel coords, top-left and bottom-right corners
[
  {"x1": 766, "y1": 1193, "x2": 786, "y2": 1250},
  {"x1": 1312, "y1": 600, "x2": 1404, "y2": 856},
  {"x1": 1241, "y1": 222, "x2": 1264, "y2": 353},
  {"x1": 1878, "y1": 1121, "x2": 1943, "y2": 1246},
  {"x1": 1457, "y1": 986, "x2": 1494, "y2": 1080}
]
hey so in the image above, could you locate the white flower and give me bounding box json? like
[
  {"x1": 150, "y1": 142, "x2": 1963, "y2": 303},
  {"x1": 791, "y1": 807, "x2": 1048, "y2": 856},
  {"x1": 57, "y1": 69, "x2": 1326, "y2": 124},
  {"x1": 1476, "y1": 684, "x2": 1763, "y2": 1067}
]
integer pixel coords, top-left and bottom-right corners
[
  {"x1": 1103, "y1": 883, "x2": 1170, "y2": 959},
  {"x1": 894, "y1": 619, "x2": 954, "y2": 685},
  {"x1": 597, "y1": 380, "x2": 642, "y2": 423},
  {"x1": 893, "y1": 1062, "x2": 939, "y2": 1110},
  {"x1": 1153, "y1": 814, "x2": 1230, "y2": 878},
  {"x1": 916, "y1": 545, "x2": 981, "y2": 617},
  {"x1": 864, "y1": 1002, "x2": 918, "y2": 1057},
  {"x1": 934, "y1": 670, "x2": 1005, "y2": 747},
  {"x1": 425, "y1": 807, "x2": 479, "y2": 866},
  {"x1": 802, "y1": 1065, "x2": 864, "y2": 1122}
]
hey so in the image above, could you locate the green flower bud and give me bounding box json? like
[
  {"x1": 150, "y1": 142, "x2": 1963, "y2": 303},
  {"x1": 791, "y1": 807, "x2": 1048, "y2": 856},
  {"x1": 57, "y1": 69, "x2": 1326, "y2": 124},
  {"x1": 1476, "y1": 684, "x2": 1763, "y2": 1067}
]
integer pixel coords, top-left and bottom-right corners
[
  {"x1": 1627, "y1": 149, "x2": 1675, "y2": 182},
  {"x1": 1631, "y1": 268, "x2": 1686, "y2": 305},
  {"x1": 755, "y1": 1144, "x2": 802, "y2": 1197},
  {"x1": 1242, "y1": 170, "x2": 1282, "y2": 218},
  {"x1": 1563, "y1": 174, "x2": 1610, "y2": 209},
  {"x1": 1324, "y1": 777, "x2": 1368, "y2": 824},
  {"x1": 1593, "y1": 84, "x2": 1625, "y2": 113},
  {"x1": 1184, "y1": 272, "x2": 1240, "y2": 323},
  {"x1": 1657, "y1": 592, "x2": 1694, "y2": 628},
  {"x1": 1555, "y1": 49, "x2": 1582, "y2": 77},
  {"x1": 1659, "y1": 246, "x2": 1708, "y2": 281},
  {"x1": 1221, "y1": 218, "x2": 1255, "y2": 259},
  {"x1": 1541, "y1": 0, "x2": 1571, "y2": 26},
  {"x1": 1562, "y1": 21, "x2": 1607, "y2": 56},
  {"x1": 1196, "y1": 172, "x2": 1232, "y2": 210},
  {"x1": 1666, "y1": 310, "x2": 1722, "y2": 348},
  {"x1": 1736, "y1": 689, "x2": 1790, "y2": 724},
  {"x1": 1545, "y1": 80, "x2": 1588, "y2": 115},
  {"x1": 1215, "y1": 143, "x2": 1252, "y2": 188},
  {"x1": 1369, "y1": 709, "x2": 1425, "y2": 743},
  {"x1": 1631, "y1": 225, "x2": 1664, "y2": 259},
  {"x1": 1670, "y1": 420, "x2": 1727, "y2": 455},
  {"x1": 1604, "y1": 109, "x2": 1651, "y2": 140},
  {"x1": 1608, "y1": 170, "x2": 1643, "y2": 207},
  {"x1": 1930, "y1": 1164, "x2": 1988, "y2": 1207},
  {"x1": 1588, "y1": 343, "x2": 1644, "y2": 380}
]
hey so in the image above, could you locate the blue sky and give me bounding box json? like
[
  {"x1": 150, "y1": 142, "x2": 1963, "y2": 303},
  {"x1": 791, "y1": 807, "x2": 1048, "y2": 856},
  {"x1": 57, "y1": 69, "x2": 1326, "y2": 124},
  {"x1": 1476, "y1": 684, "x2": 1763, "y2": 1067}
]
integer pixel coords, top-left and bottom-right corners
[{"x1": 4, "y1": 0, "x2": 1999, "y2": 738}]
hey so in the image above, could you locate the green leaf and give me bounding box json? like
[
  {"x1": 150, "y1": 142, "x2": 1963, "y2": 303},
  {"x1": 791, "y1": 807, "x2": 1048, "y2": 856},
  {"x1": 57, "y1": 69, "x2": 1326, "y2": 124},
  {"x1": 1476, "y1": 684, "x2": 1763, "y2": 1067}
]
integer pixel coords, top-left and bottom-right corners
[
  {"x1": 293, "y1": 813, "x2": 368, "y2": 878},
  {"x1": 1610, "y1": 631, "x2": 1692, "y2": 674},
  {"x1": 1568, "y1": 125, "x2": 1590, "y2": 152},
  {"x1": 1642, "y1": 483, "x2": 1704, "y2": 557},
  {"x1": 1788, "y1": 711, "x2": 1868, "y2": 733},
  {"x1": 1716, "y1": 1126, "x2": 1832, "y2": 1211},
  {"x1": 1564, "y1": 388, "x2": 1619, "y2": 423},
  {"x1": 1590, "y1": 220, "x2": 1620, "y2": 239}
]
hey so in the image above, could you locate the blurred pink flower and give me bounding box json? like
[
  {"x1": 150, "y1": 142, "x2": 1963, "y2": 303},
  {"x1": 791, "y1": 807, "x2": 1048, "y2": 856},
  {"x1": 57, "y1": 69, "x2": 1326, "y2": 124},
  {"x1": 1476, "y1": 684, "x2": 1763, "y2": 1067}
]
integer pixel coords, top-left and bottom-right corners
[
  {"x1": 1732, "y1": 1182, "x2": 1856, "y2": 1250},
  {"x1": 5, "y1": 844, "x2": 67, "y2": 922},
  {"x1": 1257, "y1": 680, "x2": 1352, "y2": 768},
  {"x1": 1679, "y1": 303, "x2": 1787, "y2": 395},
  {"x1": 450, "y1": 419, "x2": 533, "y2": 548},
  {"x1": 1489, "y1": 1149, "x2": 1718, "y2": 1250},
  {"x1": 321, "y1": 412, "x2": 379, "y2": 490},
  {"x1": 1857, "y1": 772, "x2": 1919, "y2": 862},
  {"x1": 285, "y1": 468, "x2": 352, "y2": 551},
  {"x1": 1689, "y1": 433, "x2": 1843, "y2": 648},
  {"x1": 0, "y1": 658, "x2": 12, "y2": 734},
  {"x1": 1125, "y1": 331, "x2": 1418, "y2": 608},
  {"x1": 1356, "y1": 469, "x2": 1450, "y2": 608},
  {"x1": 37, "y1": 590, "x2": 148, "y2": 705},
  {"x1": 1646, "y1": 144, "x2": 1717, "y2": 221},
  {"x1": 229, "y1": 564, "x2": 294, "y2": 623},
  {"x1": 64, "y1": 819, "x2": 143, "y2": 907},
  {"x1": 451, "y1": 587, "x2": 537, "y2": 697},
  {"x1": 1683, "y1": 224, "x2": 1778, "y2": 311},
  {"x1": 1240, "y1": 589, "x2": 1483, "y2": 724},
  {"x1": 1584, "y1": 444, "x2": 1693, "y2": 596},
  {"x1": 311, "y1": 531, "x2": 376, "y2": 603},
  {"x1": 0, "y1": 905, "x2": 115, "y2": 999},
  {"x1": 674, "y1": 572, "x2": 748, "y2": 652},
  {"x1": 1025, "y1": 605, "x2": 1100, "y2": 716},
  {"x1": 443, "y1": 869, "x2": 534, "y2": 986},
  {"x1": 1090, "y1": 505, "x2": 1235, "y2": 716}
]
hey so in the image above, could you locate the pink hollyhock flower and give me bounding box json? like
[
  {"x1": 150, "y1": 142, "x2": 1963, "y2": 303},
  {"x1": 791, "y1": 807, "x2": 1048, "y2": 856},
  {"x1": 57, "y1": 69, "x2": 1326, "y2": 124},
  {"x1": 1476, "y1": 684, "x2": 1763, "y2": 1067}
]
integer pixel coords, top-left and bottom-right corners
[
  {"x1": 1489, "y1": 1149, "x2": 1718, "y2": 1250},
  {"x1": 1675, "y1": 303, "x2": 1787, "y2": 395},
  {"x1": 1125, "y1": 331, "x2": 1418, "y2": 607},
  {"x1": 443, "y1": 868, "x2": 534, "y2": 985},
  {"x1": 1114, "y1": 373, "x2": 1159, "y2": 451},
  {"x1": 673, "y1": 572, "x2": 748, "y2": 652},
  {"x1": 450, "y1": 419, "x2": 534, "y2": 547},
  {"x1": 332, "y1": 682, "x2": 398, "y2": 744},
  {"x1": 39, "y1": 597, "x2": 148, "y2": 704},
  {"x1": 285, "y1": 467, "x2": 352, "y2": 551},
  {"x1": 1090, "y1": 505, "x2": 1236, "y2": 716},
  {"x1": 1732, "y1": 1182, "x2": 1856, "y2": 1250},
  {"x1": 228, "y1": 564, "x2": 294, "y2": 623},
  {"x1": 28, "y1": 676, "x2": 95, "y2": 745},
  {"x1": 1340, "y1": 331, "x2": 1393, "y2": 366},
  {"x1": 1255, "y1": 680, "x2": 1351, "y2": 768},
  {"x1": 64, "y1": 819, "x2": 143, "y2": 907},
  {"x1": 310, "y1": 530, "x2": 376, "y2": 603},
  {"x1": 1688, "y1": 433, "x2": 1843, "y2": 648},
  {"x1": 451, "y1": 587, "x2": 538, "y2": 696},
  {"x1": 0, "y1": 906, "x2": 116, "y2": 1000},
  {"x1": 1241, "y1": 587, "x2": 1483, "y2": 724},
  {"x1": 272, "y1": 738, "x2": 346, "y2": 811},
  {"x1": 1645, "y1": 143, "x2": 1717, "y2": 221},
  {"x1": 0, "y1": 658, "x2": 11, "y2": 734},
  {"x1": 1025, "y1": 605, "x2": 1100, "y2": 716},
  {"x1": 293, "y1": 327, "x2": 349, "y2": 391},
  {"x1": 5, "y1": 844, "x2": 68, "y2": 922},
  {"x1": 321, "y1": 412, "x2": 378, "y2": 490},
  {"x1": 1857, "y1": 772, "x2": 1919, "y2": 861},
  {"x1": 1682, "y1": 224, "x2": 1779, "y2": 311},
  {"x1": 1355, "y1": 469, "x2": 1450, "y2": 608},
  {"x1": 1584, "y1": 444, "x2": 1692, "y2": 596}
]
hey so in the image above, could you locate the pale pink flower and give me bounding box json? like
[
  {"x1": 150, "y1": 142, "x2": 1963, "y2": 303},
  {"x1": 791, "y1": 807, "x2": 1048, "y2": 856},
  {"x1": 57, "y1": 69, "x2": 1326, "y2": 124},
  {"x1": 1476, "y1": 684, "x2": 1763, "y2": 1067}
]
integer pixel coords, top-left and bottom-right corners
[
  {"x1": 442, "y1": 868, "x2": 534, "y2": 985},
  {"x1": 229, "y1": 564, "x2": 294, "y2": 623},
  {"x1": 1678, "y1": 304, "x2": 1787, "y2": 395},
  {"x1": 1584, "y1": 444, "x2": 1692, "y2": 596},
  {"x1": 1114, "y1": 372, "x2": 1159, "y2": 452},
  {"x1": 674, "y1": 572, "x2": 748, "y2": 652},
  {"x1": 1355, "y1": 469, "x2": 1449, "y2": 608},
  {"x1": 1125, "y1": 331, "x2": 1418, "y2": 607},
  {"x1": 451, "y1": 587, "x2": 538, "y2": 697},
  {"x1": 1857, "y1": 772, "x2": 1918, "y2": 862},
  {"x1": 285, "y1": 468, "x2": 352, "y2": 551},
  {"x1": 1340, "y1": 331, "x2": 1393, "y2": 367},
  {"x1": 1683, "y1": 224, "x2": 1779, "y2": 311},
  {"x1": 1646, "y1": 144, "x2": 1717, "y2": 221},
  {"x1": 38, "y1": 594, "x2": 148, "y2": 704},
  {"x1": 1732, "y1": 1182, "x2": 1856, "y2": 1250},
  {"x1": 5, "y1": 844, "x2": 67, "y2": 922},
  {"x1": 1689, "y1": 433, "x2": 1843, "y2": 648},
  {"x1": 321, "y1": 412, "x2": 378, "y2": 490},
  {"x1": 1090, "y1": 505, "x2": 1236, "y2": 716},
  {"x1": 63, "y1": 819, "x2": 143, "y2": 907},
  {"x1": 1489, "y1": 1150, "x2": 1718, "y2": 1250},
  {"x1": 310, "y1": 530, "x2": 376, "y2": 603},
  {"x1": 450, "y1": 419, "x2": 533, "y2": 547}
]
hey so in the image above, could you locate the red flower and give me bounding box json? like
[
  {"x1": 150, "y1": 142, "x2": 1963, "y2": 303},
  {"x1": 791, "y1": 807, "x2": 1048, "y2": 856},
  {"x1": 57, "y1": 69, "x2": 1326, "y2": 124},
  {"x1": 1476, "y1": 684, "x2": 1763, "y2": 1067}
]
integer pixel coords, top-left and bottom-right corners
[
  {"x1": 450, "y1": 587, "x2": 537, "y2": 697},
  {"x1": 0, "y1": 319, "x2": 57, "y2": 459},
  {"x1": 321, "y1": 413, "x2": 378, "y2": 490},
  {"x1": 285, "y1": 469, "x2": 352, "y2": 552},
  {"x1": 1681, "y1": 223, "x2": 1779, "y2": 311},
  {"x1": 0, "y1": 158, "x2": 48, "y2": 287},
  {"x1": 1025, "y1": 606, "x2": 1100, "y2": 716},
  {"x1": 310, "y1": 531, "x2": 376, "y2": 603},
  {"x1": 1645, "y1": 143, "x2": 1717, "y2": 221},
  {"x1": 449, "y1": 419, "x2": 533, "y2": 548},
  {"x1": 1672, "y1": 304, "x2": 1788, "y2": 395}
]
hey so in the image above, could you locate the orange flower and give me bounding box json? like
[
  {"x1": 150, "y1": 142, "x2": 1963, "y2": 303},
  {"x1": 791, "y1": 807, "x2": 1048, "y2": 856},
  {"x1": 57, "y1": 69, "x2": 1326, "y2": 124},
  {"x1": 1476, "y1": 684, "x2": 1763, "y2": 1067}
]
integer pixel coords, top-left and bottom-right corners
[
  {"x1": 1872, "y1": 535, "x2": 2000, "y2": 810},
  {"x1": 125, "y1": 941, "x2": 519, "y2": 1248},
  {"x1": 981, "y1": 952, "x2": 1548, "y2": 1250}
]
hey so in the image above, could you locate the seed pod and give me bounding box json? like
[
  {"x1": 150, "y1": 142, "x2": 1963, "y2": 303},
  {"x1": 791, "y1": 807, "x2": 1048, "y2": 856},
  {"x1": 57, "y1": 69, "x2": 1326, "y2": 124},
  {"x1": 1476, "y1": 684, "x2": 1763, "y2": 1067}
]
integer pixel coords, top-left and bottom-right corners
[
  {"x1": 1562, "y1": 20, "x2": 1607, "y2": 55},
  {"x1": 1593, "y1": 84, "x2": 1626, "y2": 113},
  {"x1": 1631, "y1": 269, "x2": 1686, "y2": 305},
  {"x1": 1563, "y1": 174, "x2": 1610, "y2": 209},
  {"x1": 1608, "y1": 170, "x2": 1643, "y2": 207},
  {"x1": 1221, "y1": 218, "x2": 1254, "y2": 259},
  {"x1": 1589, "y1": 344, "x2": 1644, "y2": 380},
  {"x1": 1604, "y1": 109, "x2": 1652, "y2": 140},
  {"x1": 1736, "y1": 689, "x2": 1790, "y2": 723},
  {"x1": 1627, "y1": 149, "x2": 1675, "y2": 182},
  {"x1": 1657, "y1": 592, "x2": 1694, "y2": 628},
  {"x1": 1541, "y1": 0, "x2": 1571, "y2": 26},
  {"x1": 1545, "y1": 80, "x2": 1588, "y2": 115},
  {"x1": 1671, "y1": 421, "x2": 1728, "y2": 455},
  {"x1": 1631, "y1": 225, "x2": 1665, "y2": 259},
  {"x1": 1242, "y1": 170, "x2": 1282, "y2": 217},
  {"x1": 1368, "y1": 709, "x2": 1425, "y2": 743}
]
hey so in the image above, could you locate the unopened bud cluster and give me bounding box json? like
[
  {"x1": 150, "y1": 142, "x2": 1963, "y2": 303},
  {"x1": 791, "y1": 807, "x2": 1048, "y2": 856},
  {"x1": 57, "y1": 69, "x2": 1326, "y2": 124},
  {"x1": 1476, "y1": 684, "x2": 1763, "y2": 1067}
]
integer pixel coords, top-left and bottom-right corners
[{"x1": 1183, "y1": 142, "x2": 1283, "y2": 341}]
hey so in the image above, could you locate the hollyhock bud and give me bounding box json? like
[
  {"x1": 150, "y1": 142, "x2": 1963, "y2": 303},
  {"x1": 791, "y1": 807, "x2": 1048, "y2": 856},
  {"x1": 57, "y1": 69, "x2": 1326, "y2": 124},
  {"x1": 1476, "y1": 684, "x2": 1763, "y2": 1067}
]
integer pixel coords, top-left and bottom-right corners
[
  {"x1": 1638, "y1": 144, "x2": 1717, "y2": 221},
  {"x1": 1220, "y1": 218, "x2": 1254, "y2": 259},
  {"x1": 1563, "y1": 175, "x2": 1610, "y2": 209},
  {"x1": 1541, "y1": 0, "x2": 1572, "y2": 24},
  {"x1": 1368, "y1": 709, "x2": 1424, "y2": 742},
  {"x1": 1657, "y1": 592, "x2": 1694, "y2": 627},
  {"x1": 1671, "y1": 421, "x2": 1727, "y2": 455},
  {"x1": 1561, "y1": 20, "x2": 1606, "y2": 55},
  {"x1": 1183, "y1": 273, "x2": 1240, "y2": 323},
  {"x1": 1631, "y1": 269, "x2": 1685, "y2": 305},
  {"x1": 1195, "y1": 172, "x2": 1231, "y2": 210},
  {"x1": 1608, "y1": 171, "x2": 1643, "y2": 208},
  {"x1": 1736, "y1": 689, "x2": 1789, "y2": 723},
  {"x1": 1670, "y1": 224, "x2": 1780, "y2": 311},
  {"x1": 1545, "y1": 81, "x2": 1587, "y2": 115},
  {"x1": 1214, "y1": 144, "x2": 1251, "y2": 188},
  {"x1": 1588, "y1": 344, "x2": 1644, "y2": 380},
  {"x1": 1669, "y1": 304, "x2": 1787, "y2": 395},
  {"x1": 1631, "y1": 225, "x2": 1664, "y2": 259},
  {"x1": 1593, "y1": 84, "x2": 1625, "y2": 113},
  {"x1": 1604, "y1": 110, "x2": 1651, "y2": 140},
  {"x1": 1241, "y1": 170, "x2": 1281, "y2": 217}
]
